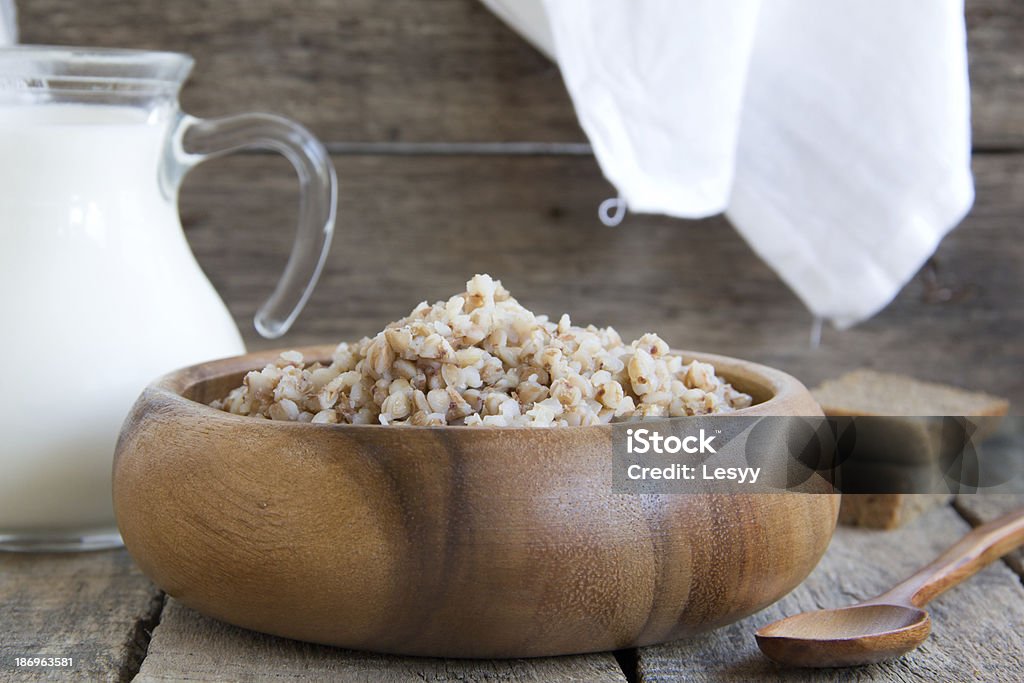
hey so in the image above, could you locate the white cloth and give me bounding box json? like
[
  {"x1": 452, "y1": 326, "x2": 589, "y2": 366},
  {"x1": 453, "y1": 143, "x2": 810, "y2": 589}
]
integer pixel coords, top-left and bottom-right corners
[
  {"x1": 0, "y1": 0, "x2": 16, "y2": 44},
  {"x1": 490, "y1": 0, "x2": 974, "y2": 327}
]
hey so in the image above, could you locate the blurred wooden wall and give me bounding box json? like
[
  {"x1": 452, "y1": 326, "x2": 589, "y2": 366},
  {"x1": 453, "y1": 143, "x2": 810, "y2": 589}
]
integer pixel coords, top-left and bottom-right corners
[{"x1": 19, "y1": 0, "x2": 1024, "y2": 405}]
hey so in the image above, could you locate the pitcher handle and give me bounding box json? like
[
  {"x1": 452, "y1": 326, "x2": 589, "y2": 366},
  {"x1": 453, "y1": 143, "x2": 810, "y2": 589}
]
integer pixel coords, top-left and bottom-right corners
[{"x1": 168, "y1": 113, "x2": 337, "y2": 339}]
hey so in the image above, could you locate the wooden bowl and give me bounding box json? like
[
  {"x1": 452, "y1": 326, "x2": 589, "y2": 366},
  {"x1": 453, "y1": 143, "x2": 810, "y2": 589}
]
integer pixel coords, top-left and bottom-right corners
[{"x1": 113, "y1": 346, "x2": 839, "y2": 658}]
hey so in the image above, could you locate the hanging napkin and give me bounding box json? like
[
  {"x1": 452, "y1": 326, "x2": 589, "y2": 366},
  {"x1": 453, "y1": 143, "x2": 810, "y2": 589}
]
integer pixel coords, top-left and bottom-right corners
[
  {"x1": 488, "y1": 0, "x2": 973, "y2": 328},
  {"x1": 0, "y1": 0, "x2": 15, "y2": 44}
]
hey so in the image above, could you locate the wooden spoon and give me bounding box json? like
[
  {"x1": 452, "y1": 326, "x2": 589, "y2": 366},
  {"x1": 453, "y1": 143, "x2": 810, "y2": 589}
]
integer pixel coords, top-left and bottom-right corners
[{"x1": 756, "y1": 506, "x2": 1024, "y2": 668}]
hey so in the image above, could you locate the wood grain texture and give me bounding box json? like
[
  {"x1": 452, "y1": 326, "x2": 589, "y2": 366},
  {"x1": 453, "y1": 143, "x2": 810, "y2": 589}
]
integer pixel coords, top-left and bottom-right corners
[
  {"x1": 178, "y1": 152, "x2": 1024, "y2": 408},
  {"x1": 966, "y1": 0, "x2": 1024, "y2": 149},
  {"x1": 113, "y1": 346, "x2": 837, "y2": 658},
  {"x1": 636, "y1": 504, "x2": 1024, "y2": 682},
  {"x1": 0, "y1": 550, "x2": 163, "y2": 682},
  {"x1": 14, "y1": 0, "x2": 1024, "y2": 148},
  {"x1": 135, "y1": 599, "x2": 627, "y2": 683},
  {"x1": 17, "y1": 0, "x2": 580, "y2": 145},
  {"x1": 956, "y1": 492, "x2": 1024, "y2": 578}
]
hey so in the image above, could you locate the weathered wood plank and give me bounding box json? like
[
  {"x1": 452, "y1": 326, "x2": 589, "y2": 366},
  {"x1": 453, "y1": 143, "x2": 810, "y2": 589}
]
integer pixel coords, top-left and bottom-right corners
[
  {"x1": 134, "y1": 599, "x2": 626, "y2": 683},
  {"x1": 14, "y1": 0, "x2": 1024, "y2": 148},
  {"x1": 636, "y1": 504, "x2": 1024, "y2": 682},
  {"x1": 966, "y1": 0, "x2": 1024, "y2": 149},
  {"x1": 179, "y1": 151, "x2": 1024, "y2": 407},
  {"x1": 0, "y1": 550, "x2": 162, "y2": 682},
  {"x1": 18, "y1": 0, "x2": 580, "y2": 145}
]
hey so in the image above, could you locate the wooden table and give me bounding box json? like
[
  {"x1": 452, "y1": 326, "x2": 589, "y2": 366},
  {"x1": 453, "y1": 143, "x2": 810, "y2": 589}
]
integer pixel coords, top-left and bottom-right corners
[
  {"x1": 2, "y1": 495, "x2": 1021, "y2": 682},
  {"x1": 5, "y1": 0, "x2": 1024, "y2": 680}
]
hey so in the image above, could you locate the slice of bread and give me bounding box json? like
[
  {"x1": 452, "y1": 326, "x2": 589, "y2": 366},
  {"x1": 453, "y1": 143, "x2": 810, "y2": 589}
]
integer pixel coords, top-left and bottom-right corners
[
  {"x1": 811, "y1": 370, "x2": 1009, "y2": 529},
  {"x1": 838, "y1": 493, "x2": 954, "y2": 530},
  {"x1": 811, "y1": 369, "x2": 1009, "y2": 417}
]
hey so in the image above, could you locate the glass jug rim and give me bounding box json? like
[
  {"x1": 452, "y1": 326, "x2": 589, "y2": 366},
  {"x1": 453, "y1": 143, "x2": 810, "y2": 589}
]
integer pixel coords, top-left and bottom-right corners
[{"x1": 0, "y1": 45, "x2": 194, "y2": 96}]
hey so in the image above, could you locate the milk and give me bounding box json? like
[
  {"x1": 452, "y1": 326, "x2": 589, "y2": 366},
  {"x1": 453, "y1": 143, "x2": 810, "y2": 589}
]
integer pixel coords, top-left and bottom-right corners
[{"x1": 0, "y1": 104, "x2": 245, "y2": 540}]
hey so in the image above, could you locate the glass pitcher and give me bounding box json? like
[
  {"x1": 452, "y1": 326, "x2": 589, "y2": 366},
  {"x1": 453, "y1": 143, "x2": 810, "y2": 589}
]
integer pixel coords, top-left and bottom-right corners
[{"x1": 0, "y1": 46, "x2": 336, "y2": 551}]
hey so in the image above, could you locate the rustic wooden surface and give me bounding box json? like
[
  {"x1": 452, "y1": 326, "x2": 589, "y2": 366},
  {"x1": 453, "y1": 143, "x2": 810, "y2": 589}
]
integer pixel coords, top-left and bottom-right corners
[
  {"x1": 134, "y1": 600, "x2": 627, "y2": 683},
  {"x1": 6, "y1": 500, "x2": 1022, "y2": 681},
  {"x1": 966, "y1": 0, "x2": 1024, "y2": 148},
  {"x1": 636, "y1": 505, "x2": 1024, "y2": 682},
  {"x1": 0, "y1": 551, "x2": 162, "y2": 682},
  {"x1": 15, "y1": 0, "x2": 1024, "y2": 149},
  {"x1": 177, "y1": 152, "x2": 1024, "y2": 407},
  {"x1": 19, "y1": 0, "x2": 581, "y2": 145}
]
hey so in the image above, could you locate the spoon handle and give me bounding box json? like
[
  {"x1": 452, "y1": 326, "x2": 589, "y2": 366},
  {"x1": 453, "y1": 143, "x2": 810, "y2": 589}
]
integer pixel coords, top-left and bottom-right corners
[{"x1": 869, "y1": 506, "x2": 1024, "y2": 609}]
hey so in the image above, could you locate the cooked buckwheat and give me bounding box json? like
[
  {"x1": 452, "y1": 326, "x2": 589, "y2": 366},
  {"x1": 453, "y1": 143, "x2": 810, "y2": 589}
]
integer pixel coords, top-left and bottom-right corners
[{"x1": 212, "y1": 275, "x2": 752, "y2": 426}]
